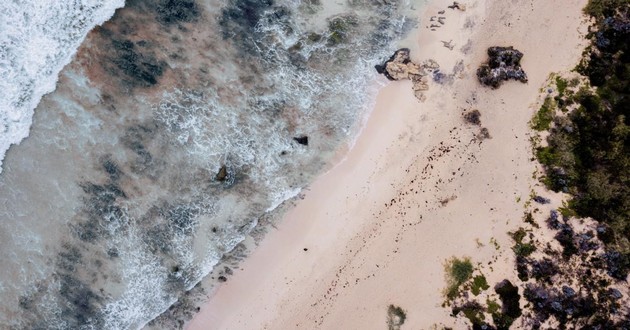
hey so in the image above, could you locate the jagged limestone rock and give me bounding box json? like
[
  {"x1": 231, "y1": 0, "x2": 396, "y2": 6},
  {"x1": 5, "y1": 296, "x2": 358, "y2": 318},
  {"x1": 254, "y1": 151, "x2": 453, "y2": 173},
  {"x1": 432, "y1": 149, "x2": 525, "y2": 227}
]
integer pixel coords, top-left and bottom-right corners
[
  {"x1": 477, "y1": 46, "x2": 528, "y2": 88},
  {"x1": 375, "y1": 48, "x2": 439, "y2": 102}
]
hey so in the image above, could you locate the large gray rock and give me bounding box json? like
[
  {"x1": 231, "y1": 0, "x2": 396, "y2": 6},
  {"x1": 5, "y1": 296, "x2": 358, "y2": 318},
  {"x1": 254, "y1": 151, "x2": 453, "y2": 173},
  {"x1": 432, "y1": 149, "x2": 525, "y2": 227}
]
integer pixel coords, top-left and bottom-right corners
[{"x1": 477, "y1": 46, "x2": 528, "y2": 88}]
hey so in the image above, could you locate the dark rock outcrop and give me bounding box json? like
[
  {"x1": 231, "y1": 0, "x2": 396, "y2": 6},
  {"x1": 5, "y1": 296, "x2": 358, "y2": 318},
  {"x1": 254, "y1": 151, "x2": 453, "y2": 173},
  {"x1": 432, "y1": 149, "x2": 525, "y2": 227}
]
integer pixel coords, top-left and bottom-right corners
[
  {"x1": 293, "y1": 135, "x2": 308, "y2": 146},
  {"x1": 215, "y1": 165, "x2": 228, "y2": 181},
  {"x1": 477, "y1": 46, "x2": 528, "y2": 88}
]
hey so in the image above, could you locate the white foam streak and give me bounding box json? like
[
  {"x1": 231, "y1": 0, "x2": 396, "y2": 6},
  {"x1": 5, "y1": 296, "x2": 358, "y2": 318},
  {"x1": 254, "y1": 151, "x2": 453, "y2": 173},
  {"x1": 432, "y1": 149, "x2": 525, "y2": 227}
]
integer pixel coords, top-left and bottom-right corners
[{"x1": 0, "y1": 0, "x2": 125, "y2": 173}]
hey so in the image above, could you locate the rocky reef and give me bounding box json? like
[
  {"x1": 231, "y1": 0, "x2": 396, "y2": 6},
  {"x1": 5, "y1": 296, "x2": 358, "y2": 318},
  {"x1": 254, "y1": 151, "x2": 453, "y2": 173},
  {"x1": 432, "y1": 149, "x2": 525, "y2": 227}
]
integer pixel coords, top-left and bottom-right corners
[
  {"x1": 375, "y1": 48, "x2": 439, "y2": 101},
  {"x1": 477, "y1": 46, "x2": 528, "y2": 88}
]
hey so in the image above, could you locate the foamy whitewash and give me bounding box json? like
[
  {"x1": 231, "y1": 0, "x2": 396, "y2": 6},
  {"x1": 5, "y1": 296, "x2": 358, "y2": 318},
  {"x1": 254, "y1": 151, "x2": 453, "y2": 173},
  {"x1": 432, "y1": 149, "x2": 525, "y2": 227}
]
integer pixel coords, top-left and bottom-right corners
[{"x1": 0, "y1": 0, "x2": 124, "y2": 172}]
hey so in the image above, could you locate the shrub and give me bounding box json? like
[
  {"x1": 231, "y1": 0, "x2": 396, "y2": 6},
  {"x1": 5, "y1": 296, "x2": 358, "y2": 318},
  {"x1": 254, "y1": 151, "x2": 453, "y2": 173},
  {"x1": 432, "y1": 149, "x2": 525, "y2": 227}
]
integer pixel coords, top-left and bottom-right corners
[
  {"x1": 511, "y1": 228, "x2": 537, "y2": 257},
  {"x1": 531, "y1": 97, "x2": 555, "y2": 131},
  {"x1": 445, "y1": 257, "x2": 474, "y2": 299},
  {"x1": 534, "y1": 2, "x2": 630, "y2": 255},
  {"x1": 471, "y1": 275, "x2": 490, "y2": 295}
]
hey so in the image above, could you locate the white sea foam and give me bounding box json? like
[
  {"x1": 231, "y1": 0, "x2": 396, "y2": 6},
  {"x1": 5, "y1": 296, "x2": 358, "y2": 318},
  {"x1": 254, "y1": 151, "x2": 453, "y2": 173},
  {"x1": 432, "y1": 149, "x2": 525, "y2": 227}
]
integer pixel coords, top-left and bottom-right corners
[{"x1": 0, "y1": 0, "x2": 125, "y2": 173}]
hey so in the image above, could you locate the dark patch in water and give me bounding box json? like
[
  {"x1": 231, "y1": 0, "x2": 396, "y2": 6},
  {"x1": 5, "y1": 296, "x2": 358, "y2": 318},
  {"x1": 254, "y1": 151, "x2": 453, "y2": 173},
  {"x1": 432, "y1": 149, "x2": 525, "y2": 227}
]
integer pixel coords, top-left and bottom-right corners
[
  {"x1": 107, "y1": 247, "x2": 120, "y2": 258},
  {"x1": 73, "y1": 182, "x2": 127, "y2": 242},
  {"x1": 120, "y1": 123, "x2": 164, "y2": 177},
  {"x1": 57, "y1": 273, "x2": 104, "y2": 328},
  {"x1": 108, "y1": 39, "x2": 166, "y2": 88},
  {"x1": 141, "y1": 201, "x2": 203, "y2": 256},
  {"x1": 156, "y1": 0, "x2": 200, "y2": 25},
  {"x1": 102, "y1": 156, "x2": 123, "y2": 181},
  {"x1": 219, "y1": 0, "x2": 285, "y2": 53},
  {"x1": 57, "y1": 243, "x2": 83, "y2": 272}
]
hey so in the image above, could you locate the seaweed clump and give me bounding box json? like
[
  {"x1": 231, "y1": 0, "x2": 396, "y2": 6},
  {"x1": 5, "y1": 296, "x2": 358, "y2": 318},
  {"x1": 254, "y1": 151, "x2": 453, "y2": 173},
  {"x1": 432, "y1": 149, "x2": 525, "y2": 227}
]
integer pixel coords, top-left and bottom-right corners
[{"x1": 386, "y1": 305, "x2": 407, "y2": 330}]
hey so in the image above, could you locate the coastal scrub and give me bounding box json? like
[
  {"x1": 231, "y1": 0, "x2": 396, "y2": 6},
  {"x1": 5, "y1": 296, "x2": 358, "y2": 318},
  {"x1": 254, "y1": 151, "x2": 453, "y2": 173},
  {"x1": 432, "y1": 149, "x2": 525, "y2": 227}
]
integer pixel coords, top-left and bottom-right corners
[{"x1": 444, "y1": 257, "x2": 473, "y2": 299}]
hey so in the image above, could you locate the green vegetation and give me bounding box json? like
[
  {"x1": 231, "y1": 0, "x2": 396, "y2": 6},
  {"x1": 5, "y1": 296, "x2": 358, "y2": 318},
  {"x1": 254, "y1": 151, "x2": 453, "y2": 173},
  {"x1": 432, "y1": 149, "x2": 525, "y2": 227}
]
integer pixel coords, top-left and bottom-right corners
[
  {"x1": 510, "y1": 228, "x2": 536, "y2": 257},
  {"x1": 523, "y1": 212, "x2": 539, "y2": 228},
  {"x1": 452, "y1": 301, "x2": 485, "y2": 327},
  {"x1": 387, "y1": 305, "x2": 407, "y2": 330},
  {"x1": 490, "y1": 237, "x2": 500, "y2": 250},
  {"x1": 584, "y1": 0, "x2": 630, "y2": 18},
  {"x1": 470, "y1": 275, "x2": 489, "y2": 296},
  {"x1": 531, "y1": 97, "x2": 555, "y2": 131},
  {"x1": 534, "y1": 2, "x2": 630, "y2": 253},
  {"x1": 444, "y1": 257, "x2": 474, "y2": 299},
  {"x1": 486, "y1": 299, "x2": 500, "y2": 315},
  {"x1": 555, "y1": 76, "x2": 569, "y2": 97}
]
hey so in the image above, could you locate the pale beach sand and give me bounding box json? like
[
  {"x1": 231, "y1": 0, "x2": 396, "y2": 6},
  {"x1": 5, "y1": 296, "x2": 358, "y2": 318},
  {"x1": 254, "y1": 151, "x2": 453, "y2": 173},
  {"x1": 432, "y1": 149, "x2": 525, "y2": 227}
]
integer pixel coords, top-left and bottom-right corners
[{"x1": 186, "y1": 0, "x2": 588, "y2": 328}]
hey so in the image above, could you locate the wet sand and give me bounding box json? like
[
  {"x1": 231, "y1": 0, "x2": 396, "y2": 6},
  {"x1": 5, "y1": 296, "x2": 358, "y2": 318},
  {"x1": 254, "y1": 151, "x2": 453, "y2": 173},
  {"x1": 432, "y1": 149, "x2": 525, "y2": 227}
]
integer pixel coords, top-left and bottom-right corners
[{"x1": 186, "y1": 0, "x2": 588, "y2": 328}]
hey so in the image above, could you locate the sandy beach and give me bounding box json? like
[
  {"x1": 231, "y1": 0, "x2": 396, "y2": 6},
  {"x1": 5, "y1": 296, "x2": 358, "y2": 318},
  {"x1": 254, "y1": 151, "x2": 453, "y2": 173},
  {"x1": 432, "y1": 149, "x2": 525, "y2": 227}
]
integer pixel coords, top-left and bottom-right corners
[{"x1": 186, "y1": 0, "x2": 588, "y2": 328}]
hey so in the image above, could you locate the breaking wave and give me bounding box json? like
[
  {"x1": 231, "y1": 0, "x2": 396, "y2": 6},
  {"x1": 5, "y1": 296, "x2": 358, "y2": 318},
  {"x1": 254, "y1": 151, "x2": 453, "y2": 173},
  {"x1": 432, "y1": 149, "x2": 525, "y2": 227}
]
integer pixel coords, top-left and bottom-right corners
[{"x1": 0, "y1": 0, "x2": 125, "y2": 173}]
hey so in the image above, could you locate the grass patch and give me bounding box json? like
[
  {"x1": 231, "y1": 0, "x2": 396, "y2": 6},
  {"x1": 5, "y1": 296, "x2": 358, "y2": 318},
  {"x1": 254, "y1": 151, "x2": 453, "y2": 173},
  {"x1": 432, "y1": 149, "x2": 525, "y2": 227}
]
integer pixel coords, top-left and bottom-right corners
[
  {"x1": 444, "y1": 257, "x2": 474, "y2": 299},
  {"x1": 555, "y1": 76, "x2": 569, "y2": 97},
  {"x1": 452, "y1": 301, "x2": 485, "y2": 327},
  {"x1": 523, "y1": 212, "x2": 539, "y2": 228},
  {"x1": 486, "y1": 299, "x2": 500, "y2": 314},
  {"x1": 387, "y1": 304, "x2": 407, "y2": 330},
  {"x1": 470, "y1": 275, "x2": 489, "y2": 295},
  {"x1": 531, "y1": 97, "x2": 555, "y2": 131},
  {"x1": 510, "y1": 228, "x2": 537, "y2": 257}
]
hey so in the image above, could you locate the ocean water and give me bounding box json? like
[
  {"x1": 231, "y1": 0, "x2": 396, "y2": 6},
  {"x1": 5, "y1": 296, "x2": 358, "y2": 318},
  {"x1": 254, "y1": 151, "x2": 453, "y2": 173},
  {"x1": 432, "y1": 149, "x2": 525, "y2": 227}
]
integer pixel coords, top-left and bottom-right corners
[
  {"x1": 0, "y1": 0, "x2": 416, "y2": 328},
  {"x1": 0, "y1": 0, "x2": 126, "y2": 173}
]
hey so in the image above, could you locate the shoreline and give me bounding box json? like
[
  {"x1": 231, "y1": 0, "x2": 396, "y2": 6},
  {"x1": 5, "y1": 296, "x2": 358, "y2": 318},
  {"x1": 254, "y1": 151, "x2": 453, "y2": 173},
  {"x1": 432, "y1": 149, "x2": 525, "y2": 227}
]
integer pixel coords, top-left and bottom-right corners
[{"x1": 186, "y1": 0, "x2": 588, "y2": 328}]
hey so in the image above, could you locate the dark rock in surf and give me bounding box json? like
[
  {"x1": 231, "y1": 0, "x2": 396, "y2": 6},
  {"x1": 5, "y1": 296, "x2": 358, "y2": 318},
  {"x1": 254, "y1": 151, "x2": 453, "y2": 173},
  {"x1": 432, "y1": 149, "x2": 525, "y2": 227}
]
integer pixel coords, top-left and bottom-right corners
[
  {"x1": 477, "y1": 46, "x2": 528, "y2": 88},
  {"x1": 216, "y1": 165, "x2": 228, "y2": 181},
  {"x1": 293, "y1": 135, "x2": 309, "y2": 146}
]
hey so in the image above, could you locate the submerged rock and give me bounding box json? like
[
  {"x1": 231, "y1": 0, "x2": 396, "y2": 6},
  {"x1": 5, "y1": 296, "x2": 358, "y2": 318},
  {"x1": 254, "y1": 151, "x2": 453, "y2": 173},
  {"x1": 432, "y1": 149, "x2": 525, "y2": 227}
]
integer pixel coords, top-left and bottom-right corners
[
  {"x1": 215, "y1": 165, "x2": 228, "y2": 181},
  {"x1": 477, "y1": 46, "x2": 528, "y2": 88}
]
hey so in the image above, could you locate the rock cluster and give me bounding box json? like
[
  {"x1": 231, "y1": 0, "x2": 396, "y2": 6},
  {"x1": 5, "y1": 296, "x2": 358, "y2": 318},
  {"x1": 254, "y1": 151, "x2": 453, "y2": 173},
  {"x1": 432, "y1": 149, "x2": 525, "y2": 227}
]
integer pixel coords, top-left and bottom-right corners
[
  {"x1": 477, "y1": 46, "x2": 528, "y2": 88},
  {"x1": 375, "y1": 48, "x2": 438, "y2": 101}
]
